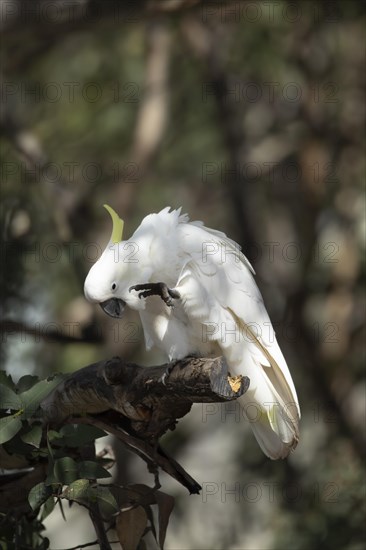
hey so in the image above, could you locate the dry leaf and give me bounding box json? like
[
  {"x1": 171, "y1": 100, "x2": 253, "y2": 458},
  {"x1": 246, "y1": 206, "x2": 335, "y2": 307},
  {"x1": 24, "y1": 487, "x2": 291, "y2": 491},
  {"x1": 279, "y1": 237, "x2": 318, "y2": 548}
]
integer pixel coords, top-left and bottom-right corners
[
  {"x1": 156, "y1": 491, "x2": 175, "y2": 549},
  {"x1": 116, "y1": 506, "x2": 148, "y2": 550}
]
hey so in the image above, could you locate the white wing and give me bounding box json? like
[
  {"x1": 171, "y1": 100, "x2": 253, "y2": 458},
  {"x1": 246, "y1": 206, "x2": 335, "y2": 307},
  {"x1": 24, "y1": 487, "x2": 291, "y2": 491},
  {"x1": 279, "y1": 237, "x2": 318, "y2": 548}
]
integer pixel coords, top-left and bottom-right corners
[{"x1": 174, "y1": 222, "x2": 300, "y2": 459}]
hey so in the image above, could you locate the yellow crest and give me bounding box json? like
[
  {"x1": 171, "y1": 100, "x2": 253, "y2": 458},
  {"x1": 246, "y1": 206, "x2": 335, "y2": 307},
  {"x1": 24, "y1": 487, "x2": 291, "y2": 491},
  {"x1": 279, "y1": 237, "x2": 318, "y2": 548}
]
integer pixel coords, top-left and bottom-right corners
[{"x1": 103, "y1": 204, "x2": 124, "y2": 243}]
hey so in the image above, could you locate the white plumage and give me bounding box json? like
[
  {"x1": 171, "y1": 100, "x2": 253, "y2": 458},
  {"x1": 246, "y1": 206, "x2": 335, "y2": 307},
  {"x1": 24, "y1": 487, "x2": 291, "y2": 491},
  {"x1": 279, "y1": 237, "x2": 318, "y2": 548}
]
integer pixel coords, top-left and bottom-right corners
[{"x1": 84, "y1": 206, "x2": 300, "y2": 459}]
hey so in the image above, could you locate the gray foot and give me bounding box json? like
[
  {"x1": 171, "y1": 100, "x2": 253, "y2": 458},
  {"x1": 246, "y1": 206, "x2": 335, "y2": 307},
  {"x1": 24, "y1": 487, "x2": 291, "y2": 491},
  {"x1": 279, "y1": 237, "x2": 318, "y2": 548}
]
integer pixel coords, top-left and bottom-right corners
[{"x1": 129, "y1": 282, "x2": 180, "y2": 307}]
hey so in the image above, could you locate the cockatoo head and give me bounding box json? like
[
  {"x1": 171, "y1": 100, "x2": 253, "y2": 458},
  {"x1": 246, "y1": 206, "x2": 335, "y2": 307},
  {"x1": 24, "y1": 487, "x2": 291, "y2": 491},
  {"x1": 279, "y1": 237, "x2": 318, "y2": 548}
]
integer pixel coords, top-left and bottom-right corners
[{"x1": 84, "y1": 205, "x2": 149, "y2": 317}]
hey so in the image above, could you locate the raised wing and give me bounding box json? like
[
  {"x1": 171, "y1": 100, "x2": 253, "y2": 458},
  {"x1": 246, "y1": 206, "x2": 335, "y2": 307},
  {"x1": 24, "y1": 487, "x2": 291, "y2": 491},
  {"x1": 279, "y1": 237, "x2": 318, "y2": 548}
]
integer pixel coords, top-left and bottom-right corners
[{"x1": 175, "y1": 222, "x2": 300, "y2": 459}]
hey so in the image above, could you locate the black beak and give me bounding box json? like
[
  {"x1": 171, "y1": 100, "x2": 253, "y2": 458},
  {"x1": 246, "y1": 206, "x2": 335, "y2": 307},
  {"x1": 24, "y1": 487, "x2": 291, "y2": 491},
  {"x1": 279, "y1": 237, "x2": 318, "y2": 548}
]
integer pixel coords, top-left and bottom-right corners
[{"x1": 100, "y1": 298, "x2": 126, "y2": 318}]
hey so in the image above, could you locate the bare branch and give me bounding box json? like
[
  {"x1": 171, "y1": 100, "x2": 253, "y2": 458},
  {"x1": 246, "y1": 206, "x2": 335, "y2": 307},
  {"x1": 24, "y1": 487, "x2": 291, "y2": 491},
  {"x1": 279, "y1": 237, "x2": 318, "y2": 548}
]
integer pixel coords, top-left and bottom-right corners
[{"x1": 41, "y1": 356, "x2": 248, "y2": 429}]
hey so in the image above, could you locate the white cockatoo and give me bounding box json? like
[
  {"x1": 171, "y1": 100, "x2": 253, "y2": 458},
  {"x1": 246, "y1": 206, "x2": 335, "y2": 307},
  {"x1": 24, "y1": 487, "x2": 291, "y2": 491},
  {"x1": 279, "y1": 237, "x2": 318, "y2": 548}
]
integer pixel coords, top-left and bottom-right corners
[{"x1": 84, "y1": 205, "x2": 300, "y2": 459}]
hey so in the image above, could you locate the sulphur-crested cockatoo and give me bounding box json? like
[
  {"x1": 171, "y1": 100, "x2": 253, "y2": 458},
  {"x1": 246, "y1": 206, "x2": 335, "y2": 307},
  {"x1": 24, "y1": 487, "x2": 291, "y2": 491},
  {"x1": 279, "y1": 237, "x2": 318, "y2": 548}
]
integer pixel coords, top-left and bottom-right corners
[{"x1": 84, "y1": 206, "x2": 300, "y2": 459}]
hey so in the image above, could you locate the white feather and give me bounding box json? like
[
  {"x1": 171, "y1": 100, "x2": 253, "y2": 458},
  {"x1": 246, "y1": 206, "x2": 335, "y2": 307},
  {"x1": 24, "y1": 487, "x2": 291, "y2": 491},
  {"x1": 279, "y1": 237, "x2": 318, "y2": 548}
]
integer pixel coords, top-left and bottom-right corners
[{"x1": 84, "y1": 207, "x2": 300, "y2": 459}]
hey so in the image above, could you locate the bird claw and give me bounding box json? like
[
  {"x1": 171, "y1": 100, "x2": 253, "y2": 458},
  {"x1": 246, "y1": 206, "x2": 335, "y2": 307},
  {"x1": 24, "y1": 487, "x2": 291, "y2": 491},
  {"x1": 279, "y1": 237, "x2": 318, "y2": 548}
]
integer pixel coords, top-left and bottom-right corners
[
  {"x1": 159, "y1": 361, "x2": 177, "y2": 385},
  {"x1": 160, "y1": 371, "x2": 169, "y2": 386},
  {"x1": 129, "y1": 282, "x2": 180, "y2": 308}
]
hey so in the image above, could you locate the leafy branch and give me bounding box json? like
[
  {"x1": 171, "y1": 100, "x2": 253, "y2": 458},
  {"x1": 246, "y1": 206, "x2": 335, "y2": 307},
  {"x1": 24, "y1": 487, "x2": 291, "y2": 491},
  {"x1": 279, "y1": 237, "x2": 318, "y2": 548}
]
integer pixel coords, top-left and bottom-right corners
[{"x1": 0, "y1": 357, "x2": 248, "y2": 549}]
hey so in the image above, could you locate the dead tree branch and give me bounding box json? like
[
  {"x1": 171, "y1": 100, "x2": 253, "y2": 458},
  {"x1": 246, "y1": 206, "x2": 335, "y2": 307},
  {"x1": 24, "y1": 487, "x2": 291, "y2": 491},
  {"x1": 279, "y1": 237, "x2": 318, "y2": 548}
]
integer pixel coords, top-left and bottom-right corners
[{"x1": 40, "y1": 355, "x2": 249, "y2": 494}]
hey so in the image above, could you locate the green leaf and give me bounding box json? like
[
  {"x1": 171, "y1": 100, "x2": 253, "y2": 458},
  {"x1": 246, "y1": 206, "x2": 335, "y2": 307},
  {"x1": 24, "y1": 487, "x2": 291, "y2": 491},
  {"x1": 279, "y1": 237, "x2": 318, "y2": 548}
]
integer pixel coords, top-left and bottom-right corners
[
  {"x1": 0, "y1": 415, "x2": 22, "y2": 444},
  {"x1": 58, "y1": 424, "x2": 107, "y2": 447},
  {"x1": 21, "y1": 424, "x2": 43, "y2": 448},
  {"x1": 0, "y1": 384, "x2": 22, "y2": 410},
  {"x1": 28, "y1": 482, "x2": 52, "y2": 511},
  {"x1": 54, "y1": 457, "x2": 79, "y2": 485},
  {"x1": 0, "y1": 371, "x2": 15, "y2": 389},
  {"x1": 94, "y1": 486, "x2": 119, "y2": 518},
  {"x1": 41, "y1": 496, "x2": 56, "y2": 521},
  {"x1": 45, "y1": 462, "x2": 59, "y2": 486},
  {"x1": 63, "y1": 478, "x2": 90, "y2": 504},
  {"x1": 47, "y1": 429, "x2": 62, "y2": 442},
  {"x1": 20, "y1": 375, "x2": 64, "y2": 417},
  {"x1": 32, "y1": 447, "x2": 49, "y2": 460},
  {"x1": 16, "y1": 375, "x2": 39, "y2": 393},
  {"x1": 78, "y1": 460, "x2": 111, "y2": 480}
]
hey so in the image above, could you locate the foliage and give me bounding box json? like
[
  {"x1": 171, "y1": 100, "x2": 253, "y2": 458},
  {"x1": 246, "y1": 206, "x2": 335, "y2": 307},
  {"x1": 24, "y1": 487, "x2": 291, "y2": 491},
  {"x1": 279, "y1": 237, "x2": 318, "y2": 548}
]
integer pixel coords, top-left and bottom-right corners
[{"x1": 0, "y1": 371, "x2": 176, "y2": 549}]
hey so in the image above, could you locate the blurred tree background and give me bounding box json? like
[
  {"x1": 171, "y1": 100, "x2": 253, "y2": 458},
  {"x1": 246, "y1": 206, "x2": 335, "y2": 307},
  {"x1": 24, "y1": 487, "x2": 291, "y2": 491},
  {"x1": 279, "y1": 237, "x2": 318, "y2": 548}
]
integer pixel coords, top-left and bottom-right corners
[{"x1": 1, "y1": 0, "x2": 365, "y2": 548}]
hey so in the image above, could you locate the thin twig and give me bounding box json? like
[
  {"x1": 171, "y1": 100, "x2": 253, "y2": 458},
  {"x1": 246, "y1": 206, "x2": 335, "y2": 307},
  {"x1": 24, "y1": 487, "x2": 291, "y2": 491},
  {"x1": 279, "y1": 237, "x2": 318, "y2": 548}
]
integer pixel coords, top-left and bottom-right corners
[
  {"x1": 52, "y1": 540, "x2": 120, "y2": 550},
  {"x1": 88, "y1": 508, "x2": 113, "y2": 550}
]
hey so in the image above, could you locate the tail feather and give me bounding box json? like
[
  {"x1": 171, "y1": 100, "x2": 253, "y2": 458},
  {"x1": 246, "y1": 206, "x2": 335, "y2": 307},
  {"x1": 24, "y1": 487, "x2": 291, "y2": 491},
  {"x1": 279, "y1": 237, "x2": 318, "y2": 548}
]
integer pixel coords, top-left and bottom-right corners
[
  {"x1": 242, "y1": 397, "x2": 299, "y2": 459},
  {"x1": 239, "y1": 365, "x2": 299, "y2": 459},
  {"x1": 228, "y1": 318, "x2": 300, "y2": 459}
]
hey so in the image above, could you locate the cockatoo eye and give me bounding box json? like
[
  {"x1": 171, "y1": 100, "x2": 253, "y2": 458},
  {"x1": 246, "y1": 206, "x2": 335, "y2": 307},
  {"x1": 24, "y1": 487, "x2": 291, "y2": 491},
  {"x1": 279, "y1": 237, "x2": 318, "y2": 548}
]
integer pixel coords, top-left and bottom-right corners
[{"x1": 111, "y1": 282, "x2": 117, "y2": 291}]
